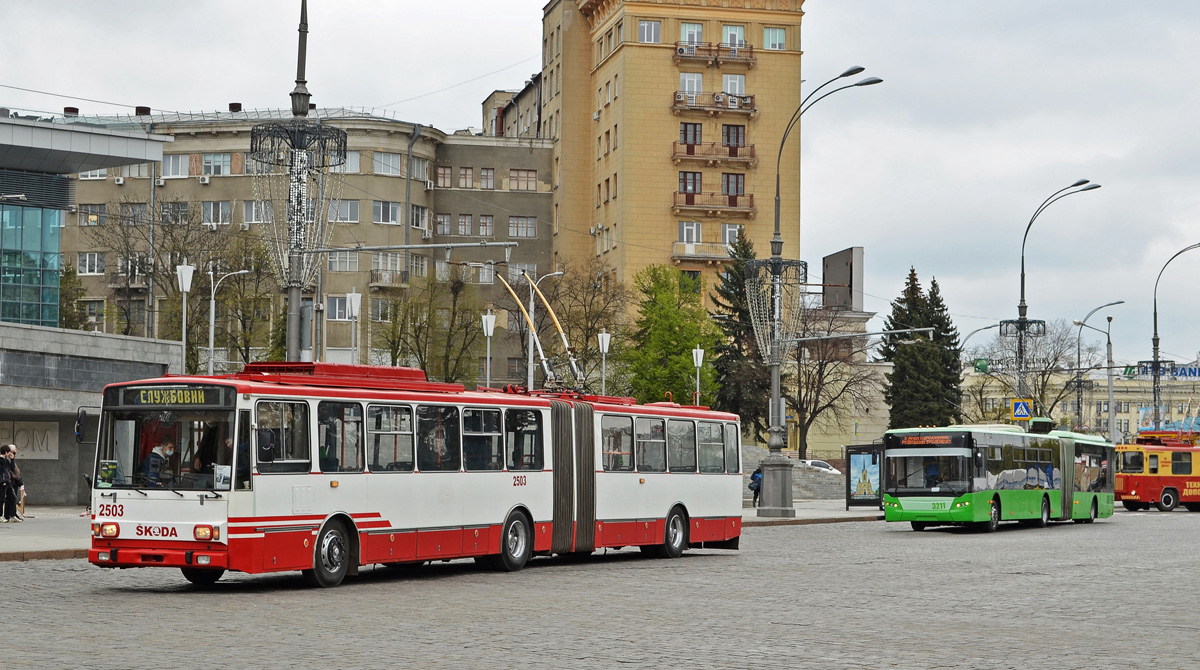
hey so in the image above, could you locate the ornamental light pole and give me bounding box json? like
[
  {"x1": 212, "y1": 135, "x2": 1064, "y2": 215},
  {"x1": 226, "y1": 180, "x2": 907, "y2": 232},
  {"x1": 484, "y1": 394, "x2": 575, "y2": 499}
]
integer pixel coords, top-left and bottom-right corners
[
  {"x1": 1151, "y1": 242, "x2": 1200, "y2": 429},
  {"x1": 346, "y1": 288, "x2": 361, "y2": 363},
  {"x1": 482, "y1": 309, "x2": 496, "y2": 388},
  {"x1": 176, "y1": 263, "x2": 195, "y2": 374},
  {"x1": 208, "y1": 268, "x2": 250, "y2": 374},
  {"x1": 1075, "y1": 315, "x2": 1117, "y2": 442},
  {"x1": 1073, "y1": 300, "x2": 1123, "y2": 430},
  {"x1": 692, "y1": 345, "x2": 704, "y2": 405},
  {"x1": 1000, "y1": 179, "x2": 1100, "y2": 412},
  {"x1": 525, "y1": 271, "x2": 562, "y2": 389},
  {"x1": 597, "y1": 328, "x2": 611, "y2": 396},
  {"x1": 746, "y1": 66, "x2": 881, "y2": 519}
]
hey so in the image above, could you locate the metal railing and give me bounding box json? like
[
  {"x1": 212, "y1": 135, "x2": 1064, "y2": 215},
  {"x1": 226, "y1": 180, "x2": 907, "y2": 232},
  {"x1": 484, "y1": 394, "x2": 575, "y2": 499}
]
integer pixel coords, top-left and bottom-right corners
[
  {"x1": 671, "y1": 141, "x2": 757, "y2": 164},
  {"x1": 671, "y1": 241, "x2": 733, "y2": 262},
  {"x1": 670, "y1": 91, "x2": 757, "y2": 114},
  {"x1": 672, "y1": 191, "x2": 756, "y2": 212}
]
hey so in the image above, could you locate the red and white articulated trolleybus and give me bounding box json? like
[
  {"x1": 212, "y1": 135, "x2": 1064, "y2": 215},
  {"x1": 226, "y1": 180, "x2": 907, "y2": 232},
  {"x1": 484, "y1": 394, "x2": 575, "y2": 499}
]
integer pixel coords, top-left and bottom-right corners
[
  {"x1": 87, "y1": 363, "x2": 743, "y2": 587},
  {"x1": 1116, "y1": 437, "x2": 1200, "y2": 512}
]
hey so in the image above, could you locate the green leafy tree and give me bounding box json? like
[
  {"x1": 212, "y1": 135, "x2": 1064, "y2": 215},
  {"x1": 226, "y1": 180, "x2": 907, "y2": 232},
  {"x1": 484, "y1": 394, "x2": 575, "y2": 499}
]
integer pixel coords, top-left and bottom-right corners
[
  {"x1": 623, "y1": 265, "x2": 720, "y2": 404},
  {"x1": 58, "y1": 261, "x2": 90, "y2": 330},
  {"x1": 710, "y1": 231, "x2": 770, "y2": 440},
  {"x1": 880, "y1": 269, "x2": 962, "y2": 428}
]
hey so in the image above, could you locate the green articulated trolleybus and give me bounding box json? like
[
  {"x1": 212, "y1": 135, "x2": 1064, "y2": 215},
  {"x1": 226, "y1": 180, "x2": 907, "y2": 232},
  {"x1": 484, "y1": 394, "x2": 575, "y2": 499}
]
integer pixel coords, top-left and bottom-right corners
[{"x1": 882, "y1": 419, "x2": 1114, "y2": 532}]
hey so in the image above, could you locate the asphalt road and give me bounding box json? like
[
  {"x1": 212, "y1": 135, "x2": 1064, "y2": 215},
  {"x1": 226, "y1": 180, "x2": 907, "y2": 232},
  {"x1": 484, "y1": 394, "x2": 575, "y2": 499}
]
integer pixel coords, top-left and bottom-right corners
[{"x1": 3, "y1": 508, "x2": 1191, "y2": 669}]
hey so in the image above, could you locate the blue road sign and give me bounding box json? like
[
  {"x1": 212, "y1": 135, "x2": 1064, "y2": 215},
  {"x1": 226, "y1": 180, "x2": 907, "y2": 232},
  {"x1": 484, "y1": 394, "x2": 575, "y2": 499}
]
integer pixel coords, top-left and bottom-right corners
[{"x1": 1012, "y1": 399, "x2": 1032, "y2": 421}]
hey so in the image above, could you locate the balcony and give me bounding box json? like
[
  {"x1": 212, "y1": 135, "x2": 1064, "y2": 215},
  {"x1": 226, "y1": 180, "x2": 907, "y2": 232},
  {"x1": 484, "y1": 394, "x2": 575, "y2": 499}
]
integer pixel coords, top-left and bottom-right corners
[
  {"x1": 107, "y1": 271, "x2": 148, "y2": 290},
  {"x1": 671, "y1": 91, "x2": 757, "y2": 118},
  {"x1": 672, "y1": 41, "x2": 715, "y2": 66},
  {"x1": 671, "y1": 141, "x2": 757, "y2": 167},
  {"x1": 672, "y1": 192, "x2": 755, "y2": 218},
  {"x1": 671, "y1": 241, "x2": 733, "y2": 265},
  {"x1": 369, "y1": 269, "x2": 409, "y2": 289},
  {"x1": 715, "y1": 42, "x2": 756, "y2": 68}
]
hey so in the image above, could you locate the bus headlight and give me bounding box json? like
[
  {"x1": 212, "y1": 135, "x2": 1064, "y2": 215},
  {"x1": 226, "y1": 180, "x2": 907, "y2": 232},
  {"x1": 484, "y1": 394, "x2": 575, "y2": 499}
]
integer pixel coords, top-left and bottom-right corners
[
  {"x1": 98, "y1": 551, "x2": 110, "y2": 561},
  {"x1": 100, "y1": 523, "x2": 120, "y2": 538},
  {"x1": 193, "y1": 525, "x2": 214, "y2": 541},
  {"x1": 196, "y1": 555, "x2": 211, "y2": 565}
]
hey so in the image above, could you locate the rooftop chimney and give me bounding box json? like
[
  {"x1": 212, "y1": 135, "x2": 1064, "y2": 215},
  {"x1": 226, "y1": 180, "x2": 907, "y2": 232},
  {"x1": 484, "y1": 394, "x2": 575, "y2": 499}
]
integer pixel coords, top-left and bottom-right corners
[
  {"x1": 229, "y1": 102, "x2": 243, "y2": 112},
  {"x1": 63, "y1": 107, "x2": 79, "y2": 117},
  {"x1": 135, "y1": 106, "x2": 151, "y2": 116}
]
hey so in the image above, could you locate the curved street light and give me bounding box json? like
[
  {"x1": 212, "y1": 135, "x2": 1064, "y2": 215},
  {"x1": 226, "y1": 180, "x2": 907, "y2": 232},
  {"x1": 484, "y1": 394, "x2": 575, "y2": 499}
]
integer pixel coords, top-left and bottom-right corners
[
  {"x1": 1152, "y1": 242, "x2": 1200, "y2": 429},
  {"x1": 1073, "y1": 300, "x2": 1123, "y2": 430},
  {"x1": 1075, "y1": 316, "x2": 1117, "y2": 442},
  {"x1": 208, "y1": 268, "x2": 250, "y2": 374}
]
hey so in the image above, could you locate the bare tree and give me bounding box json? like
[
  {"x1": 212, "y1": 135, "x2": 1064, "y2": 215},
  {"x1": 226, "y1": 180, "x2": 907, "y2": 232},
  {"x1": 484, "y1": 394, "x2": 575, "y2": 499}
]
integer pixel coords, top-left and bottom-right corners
[
  {"x1": 787, "y1": 305, "x2": 884, "y2": 459},
  {"x1": 219, "y1": 232, "x2": 279, "y2": 367},
  {"x1": 376, "y1": 269, "x2": 483, "y2": 383},
  {"x1": 550, "y1": 257, "x2": 633, "y2": 389}
]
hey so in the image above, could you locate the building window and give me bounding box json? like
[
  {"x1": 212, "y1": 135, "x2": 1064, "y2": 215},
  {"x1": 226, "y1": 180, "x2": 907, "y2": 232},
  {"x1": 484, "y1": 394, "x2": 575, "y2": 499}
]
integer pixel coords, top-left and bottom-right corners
[
  {"x1": 480, "y1": 168, "x2": 495, "y2": 190},
  {"x1": 373, "y1": 252, "x2": 404, "y2": 272},
  {"x1": 373, "y1": 152, "x2": 402, "y2": 176},
  {"x1": 327, "y1": 296, "x2": 350, "y2": 321},
  {"x1": 764, "y1": 27, "x2": 786, "y2": 50},
  {"x1": 509, "y1": 169, "x2": 537, "y2": 191},
  {"x1": 161, "y1": 202, "x2": 189, "y2": 224},
  {"x1": 410, "y1": 204, "x2": 428, "y2": 229},
  {"x1": 479, "y1": 214, "x2": 494, "y2": 236},
  {"x1": 612, "y1": 174, "x2": 618, "y2": 199},
  {"x1": 638, "y1": 20, "x2": 660, "y2": 44},
  {"x1": 408, "y1": 157, "x2": 429, "y2": 181},
  {"x1": 680, "y1": 73, "x2": 703, "y2": 95},
  {"x1": 370, "y1": 298, "x2": 392, "y2": 322},
  {"x1": 507, "y1": 357, "x2": 523, "y2": 379},
  {"x1": 722, "y1": 25, "x2": 746, "y2": 47},
  {"x1": 436, "y1": 165, "x2": 452, "y2": 188},
  {"x1": 458, "y1": 167, "x2": 473, "y2": 188},
  {"x1": 680, "y1": 123, "x2": 702, "y2": 144},
  {"x1": 201, "y1": 201, "x2": 231, "y2": 225},
  {"x1": 722, "y1": 173, "x2": 745, "y2": 196},
  {"x1": 508, "y1": 263, "x2": 536, "y2": 284},
  {"x1": 328, "y1": 199, "x2": 359, "y2": 223},
  {"x1": 723, "y1": 74, "x2": 746, "y2": 96},
  {"x1": 612, "y1": 124, "x2": 619, "y2": 149},
  {"x1": 162, "y1": 154, "x2": 188, "y2": 178},
  {"x1": 79, "y1": 204, "x2": 105, "y2": 226},
  {"x1": 244, "y1": 201, "x2": 273, "y2": 224},
  {"x1": 78, "y1": 252, "x2": 105, "y2": 275},
  {"x1": 614, "y1": 75, "x2": 619, "y2": 99},
  {"x1": 476, "y1": 262, "x2": 494, "y2": 284},
  {"x1": 508, "y1": 216, "x2": 537, "y2": 238},
  {"x1": 435, "y1": 213, "x2": 452, "y2": 235},
  {"x1": 330, "y1": 151, "x2": 360, "y2": 174},
  {"x1": 120, "y1": 203, "x2": 149, "y2": 226},
  {"x1": 722, "y1": 124, "x2": 746, "y2": 147},
  {"x1": 328, "y1": 251, "x2": 359, "y2": 272},
  {"x1": 435, "y1": 260, "x2": 451, "y2": 281},
  {"x1": 679, "y1": 172, "x2": 702, "y2": 193},
  {"x1": 457, "y1": 214, "x2": 472, "y2": 236},
  {"x1": 681, "y1": 22, "x2": 703, "y2": 44},
  {"x1": 82, "y1": 300, "x2": 105, "y2": 326},
  {"x1": 79, "y1": 168, "x2": 107, "y2": 180},
  {"x1": 120, "y1": 163, "x2": 150, "y2": 178},
  {"x1": 604, "y1": 178, "x2": 610, "y2": 202},
  {"x1": 723, "y1": 223, "x2": 741, "y2": 246},
  {"x1": 202, "y1": 153, "x2": 232, "y2": 176},
  {"x1": 410, "y1": 255, "x2": 428, "y2": 278},
  {"x1": 679, "y1": 221, "x2": 701, "y2": 243},
  {"x1": 373, "y1": 201, "x2": 402, "y2": 225}
]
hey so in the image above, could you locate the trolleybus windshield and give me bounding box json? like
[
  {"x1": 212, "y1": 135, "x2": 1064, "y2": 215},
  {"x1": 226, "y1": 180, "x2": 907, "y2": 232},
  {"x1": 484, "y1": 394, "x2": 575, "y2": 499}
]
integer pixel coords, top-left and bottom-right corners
[{"x1": 884, "y1": 447, "x2": 972, "y2": 496}]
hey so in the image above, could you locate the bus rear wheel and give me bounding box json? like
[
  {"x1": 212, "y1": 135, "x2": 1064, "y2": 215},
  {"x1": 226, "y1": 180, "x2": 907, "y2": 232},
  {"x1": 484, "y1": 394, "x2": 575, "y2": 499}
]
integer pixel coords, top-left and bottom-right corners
[
  {"x1": 304, "y1": 521, "x2": 350, "y2": 588},
  {"x1": 1184, "y1": 503, "x2": 1200, "y2": 512},
  {"x1": 1032, "y1": 497, "x2": 1050, "y2": 528},
  {"x1": 1157, "y1": 489, "x2": 1179, "y2": 512},
  {"x1": 1121, "y1": 501, "x2": 1146, "y2": 512},
  {"x1": 181, "y1": 567, "x2": 224, "y2": 586}
]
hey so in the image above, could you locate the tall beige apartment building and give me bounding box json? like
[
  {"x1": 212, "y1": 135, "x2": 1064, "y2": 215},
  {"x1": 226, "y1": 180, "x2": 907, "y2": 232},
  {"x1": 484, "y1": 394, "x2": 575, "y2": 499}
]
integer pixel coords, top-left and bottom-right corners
[{"x1": 539, "y1": 0, "x2": 805, "y2": 289}]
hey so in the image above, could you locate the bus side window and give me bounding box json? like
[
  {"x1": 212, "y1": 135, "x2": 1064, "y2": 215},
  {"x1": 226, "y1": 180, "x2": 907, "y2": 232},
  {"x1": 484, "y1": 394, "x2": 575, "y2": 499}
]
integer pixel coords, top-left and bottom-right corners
[
  {"x1": 506, "y1": 409, "x2": 543, "y2": 471},
  {"x1": 600, "y1": 415, "x2": 633, "y2": 472},
  {"x1": 724, "y1": 423, "x2": 740, "y2": 474},
  {"x1": 1149, "y1": 454, "x2": 1159, "y2": 475},
  {"x1": 235, "y1": 409, "x2": 251, "y2": 490}
]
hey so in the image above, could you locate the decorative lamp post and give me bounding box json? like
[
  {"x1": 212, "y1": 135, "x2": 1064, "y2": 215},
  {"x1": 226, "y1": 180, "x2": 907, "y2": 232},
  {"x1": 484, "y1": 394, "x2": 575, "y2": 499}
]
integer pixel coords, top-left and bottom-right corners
[
  {"x1": 1073, "y1": 300, "x2": 1123, "y2": 430},
  {"x1": 1075, "y1": 315, "x2": 1117, "y2": 441},
  {"x1": 525, "y1": 271, "x2": 563, "y2": 390},
  {"x1": 176, "y1": 264, "x2": 195, "y2": 374},
  {"x1": 347, "y1": 288, "x2": 361, "y2": 364},
  {"x1": 1151, "y1": 242, "x2": 1200, "y2": 429},
  {"x1": 208, "y1": 268, "x2": 250, "y2": 375},
  {"x1": 598, "y1": 328, "x2": 612, "y2": 396},
  {"x1": 1000, "y1": 180, "x2": 1101, "y2": 411},
  {"x1": 482, "y1": 309, "x2": 496, "y2": 388},
  {"x1": 744, "y1": 67, "x2": 881, "y2": 519},
  {"x1": 692, "y1": 345, "x2": 705, "y2": 405}
]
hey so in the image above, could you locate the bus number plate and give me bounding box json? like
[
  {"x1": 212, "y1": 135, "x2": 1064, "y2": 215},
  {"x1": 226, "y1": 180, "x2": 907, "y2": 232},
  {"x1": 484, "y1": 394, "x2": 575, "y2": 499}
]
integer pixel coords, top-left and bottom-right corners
[
  {"x1": 931, "y1": 502, "x2": 946, "y2": 510},
  {"x1": 512, "y1": 475, "x2": 527, "y2": 487},
  {"x1": 98, "y1": 504, "x2": 124, "y2": 517}
]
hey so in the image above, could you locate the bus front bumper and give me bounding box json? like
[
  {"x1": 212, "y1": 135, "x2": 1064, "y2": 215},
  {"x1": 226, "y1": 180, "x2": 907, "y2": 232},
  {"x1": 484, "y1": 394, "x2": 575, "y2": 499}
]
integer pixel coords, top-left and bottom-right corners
[
  {"x1": 883, "y1": 496, "x2": 981, "y2": 524},
  {"x1": 89, "y1": 544, "x2": 229, "y2": 570}
]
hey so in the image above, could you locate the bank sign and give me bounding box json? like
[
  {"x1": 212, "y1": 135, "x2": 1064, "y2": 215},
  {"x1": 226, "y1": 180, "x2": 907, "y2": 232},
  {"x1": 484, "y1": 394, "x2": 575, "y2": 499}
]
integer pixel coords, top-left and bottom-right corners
[
  {"x1": 1126, "y1": 362, "x2": 1200, "y2": 379},
  {"x1": 0, "y1": 422, "x2": 59, "y2": 460}
]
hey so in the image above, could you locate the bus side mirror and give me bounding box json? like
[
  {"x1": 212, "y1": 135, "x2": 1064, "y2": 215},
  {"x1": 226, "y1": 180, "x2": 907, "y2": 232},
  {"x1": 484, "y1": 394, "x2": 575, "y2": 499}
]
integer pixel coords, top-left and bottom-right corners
[{"x1": 75, "y1": 408, "x2": 87, "y2": 444}]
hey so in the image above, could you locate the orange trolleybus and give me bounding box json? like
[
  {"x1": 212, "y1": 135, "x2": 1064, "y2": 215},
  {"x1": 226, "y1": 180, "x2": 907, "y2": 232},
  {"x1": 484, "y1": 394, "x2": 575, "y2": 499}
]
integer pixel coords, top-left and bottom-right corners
[
  {"x1": 1115, "y1": 437, "x2": 1200, "y2": 512},
  {"x1": 86, "y1": 362, "x2": 743, "y2": 587}
]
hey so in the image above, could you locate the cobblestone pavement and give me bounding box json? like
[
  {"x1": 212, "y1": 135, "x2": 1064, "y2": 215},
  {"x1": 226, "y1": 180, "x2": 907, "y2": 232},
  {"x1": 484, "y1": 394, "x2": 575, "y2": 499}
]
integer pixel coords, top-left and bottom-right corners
[{"x1": 4, "y1": 509, "x2": 1195, "y2": 669}]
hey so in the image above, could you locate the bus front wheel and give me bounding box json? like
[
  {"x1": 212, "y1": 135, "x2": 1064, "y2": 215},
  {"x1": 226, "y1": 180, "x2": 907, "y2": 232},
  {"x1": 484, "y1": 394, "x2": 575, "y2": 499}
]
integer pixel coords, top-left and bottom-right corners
[
  {"x1": 981, "y1": 499, "x2": 1000, "y2": 533},
  {"x1": 1157, "y1": 489, "x2": 1179, "y2": 512},
  {"x1": 305, "y1": 521, "x2": 350, "y2": 587},
  {"x1": 181, "y1": 567, "x2": 224, "y2": 586},
  {"x1": 910, "y1": 521, "x2": 927, "y2": 532}
]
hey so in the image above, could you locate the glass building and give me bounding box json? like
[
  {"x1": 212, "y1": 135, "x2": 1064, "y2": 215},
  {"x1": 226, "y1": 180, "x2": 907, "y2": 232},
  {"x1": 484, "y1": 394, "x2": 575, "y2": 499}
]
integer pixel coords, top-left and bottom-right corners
[{"x1": 0, "y1": 203, "x2": 61, "y2": 326}]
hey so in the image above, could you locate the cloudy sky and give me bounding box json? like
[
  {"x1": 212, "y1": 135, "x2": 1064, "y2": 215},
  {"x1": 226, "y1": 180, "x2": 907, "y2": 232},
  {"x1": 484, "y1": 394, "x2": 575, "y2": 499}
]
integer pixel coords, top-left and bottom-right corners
[{"x1": 2, "y1": 1, "x2": 1198, "y2": 366}]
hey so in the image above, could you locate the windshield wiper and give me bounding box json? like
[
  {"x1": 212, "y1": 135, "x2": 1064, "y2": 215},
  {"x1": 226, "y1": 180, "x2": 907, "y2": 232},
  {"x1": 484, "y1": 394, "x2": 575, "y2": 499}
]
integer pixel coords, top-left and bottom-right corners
[
  {"x1": 166, "y1": 487, "x2": 184, "y2": 497},
  {"x1": 936, "y1": 482, "x2": 962, "y2": 497}
]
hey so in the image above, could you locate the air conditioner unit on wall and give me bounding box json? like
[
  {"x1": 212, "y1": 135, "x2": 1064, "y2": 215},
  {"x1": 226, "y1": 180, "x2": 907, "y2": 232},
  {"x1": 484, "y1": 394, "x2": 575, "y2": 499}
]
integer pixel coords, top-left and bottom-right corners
[
  {"x1": 198, "y1": 175, "x2": 211, "y2": 185},
  {"x1": 593, "y1": 110, "x2": 600, "y2": 121},
  {"x1": 155, "y1": 178, "x2": 165, "y2": 186},
  {"x1": 421, "y1": 227, "x2": 432, "y2": 240},
  {"x1": 114, "y1": 177, "x2": 125, "y2": 185},
  {"x1": 675, "y1": 92, "x2": 686, "y2": 103},
  {"x1": 676, "y1": 46, "x2": 687, "y2": 55},
  {"x1": 424, "y1": 179, "x2": 434, "y2": 191},
  {"x1": 239, "y1": 223, "x2": 250, "y2": 230},
  {"x1": 713, "y1": 93, "x2": 724, "y2": 104}
]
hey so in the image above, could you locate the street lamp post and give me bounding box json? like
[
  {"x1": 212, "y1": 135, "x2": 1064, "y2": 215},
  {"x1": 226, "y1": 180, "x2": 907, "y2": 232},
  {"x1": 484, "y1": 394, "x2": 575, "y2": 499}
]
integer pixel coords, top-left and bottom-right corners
[
  {"x1": 692, "y1": 345, "x2": 704, "y2": 405},
  {"x1": 1075, "y1": 316, "x2": 1117, "y2": 442},
  {"x1": 1001, "y1": 180, "x2": 1101, "y2": 410},
  {"x1": 597, "y1": 328, "x2": 611, "y2": 396},
  {"x1": 1152, "y1": 242, "x2": 1200, "y2": 429},
  {"x1": 754, "y1": 67, "x2": 881, "y2": 519},
  {"x1": 176, "y1": 264, "x2": 195, "y2": 374},
  {"x1": 347, "y1": 288, "x2": 361, "y2": 364},
  {"x1": 1073, "y1": 300, "x2": 1124, "y2": 430},
  {"x1": 208, "y1": 268, "x2": 250, "y2": 375},
  {"x1": 482, "y1": 309, "x2": 496, "y2": 388},
  {"x1": 526, "y1": 271, "x2": 563, "y2": 390}
]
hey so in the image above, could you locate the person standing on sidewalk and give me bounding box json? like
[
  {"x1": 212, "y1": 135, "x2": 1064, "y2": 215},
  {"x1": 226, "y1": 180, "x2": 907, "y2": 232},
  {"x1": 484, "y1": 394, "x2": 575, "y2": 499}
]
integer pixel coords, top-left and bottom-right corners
[
  {"x1": 0, "y1": 443, "x2": 19, "y2": 522},
  {"x1": 749, "y1": 467, "x2": 763, "y2": 507}
]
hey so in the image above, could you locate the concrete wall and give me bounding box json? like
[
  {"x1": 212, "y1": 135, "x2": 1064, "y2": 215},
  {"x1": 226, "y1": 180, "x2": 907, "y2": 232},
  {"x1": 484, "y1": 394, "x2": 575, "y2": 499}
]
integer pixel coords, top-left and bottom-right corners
[{"x1": 0, "y1": 322, "x2": 179, "y2": 505}]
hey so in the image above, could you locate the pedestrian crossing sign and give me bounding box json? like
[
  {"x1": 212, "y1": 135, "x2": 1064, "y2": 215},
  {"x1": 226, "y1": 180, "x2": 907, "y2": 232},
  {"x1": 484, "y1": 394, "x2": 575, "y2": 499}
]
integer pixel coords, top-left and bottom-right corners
[{"x1": 1012, "y1": 399, "x2": 1033, "y2": 421}]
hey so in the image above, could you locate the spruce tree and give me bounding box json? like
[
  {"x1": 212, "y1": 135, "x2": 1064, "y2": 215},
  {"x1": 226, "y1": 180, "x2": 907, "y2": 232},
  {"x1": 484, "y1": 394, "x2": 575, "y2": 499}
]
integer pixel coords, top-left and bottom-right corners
[
  {"x1": 710, "y1": 231, "x2": 770, "y2": 440},
  {"x1": 881, "y1": 268, "x2": 961, "y2": 428}
]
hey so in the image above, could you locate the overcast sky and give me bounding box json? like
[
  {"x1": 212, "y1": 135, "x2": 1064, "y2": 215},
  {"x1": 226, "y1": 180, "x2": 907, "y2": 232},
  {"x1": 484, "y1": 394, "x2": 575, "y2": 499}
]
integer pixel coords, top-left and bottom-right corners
[{"x1": 3, "y1": 1, "x2": 1198, "y2": 366}]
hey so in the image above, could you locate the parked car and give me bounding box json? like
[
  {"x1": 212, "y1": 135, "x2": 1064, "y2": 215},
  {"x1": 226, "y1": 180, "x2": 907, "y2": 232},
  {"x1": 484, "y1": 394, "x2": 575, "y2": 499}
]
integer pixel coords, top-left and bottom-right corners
[{"x1": 798, "y1": 459, "x2": 841, "y2": 476}]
